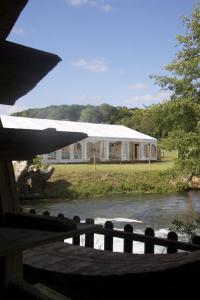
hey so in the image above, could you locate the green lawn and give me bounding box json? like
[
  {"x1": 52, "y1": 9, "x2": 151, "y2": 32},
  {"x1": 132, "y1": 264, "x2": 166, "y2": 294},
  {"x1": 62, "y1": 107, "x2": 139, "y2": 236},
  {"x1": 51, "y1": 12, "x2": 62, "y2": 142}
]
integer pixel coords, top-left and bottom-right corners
[
  {"x1": 50, "y1": 150, "x2": 177, "y2": 175},
  {"x1": 43, "y1": 151, "x2": 181, "y2": 199}
]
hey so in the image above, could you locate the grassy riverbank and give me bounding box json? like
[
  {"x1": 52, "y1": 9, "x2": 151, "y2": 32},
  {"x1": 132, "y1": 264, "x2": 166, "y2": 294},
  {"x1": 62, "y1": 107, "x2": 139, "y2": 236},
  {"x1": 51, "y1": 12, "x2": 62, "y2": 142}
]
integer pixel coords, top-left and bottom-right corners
[{"x1": 43, "y1": 151, "x2": 193, "y2": 199}]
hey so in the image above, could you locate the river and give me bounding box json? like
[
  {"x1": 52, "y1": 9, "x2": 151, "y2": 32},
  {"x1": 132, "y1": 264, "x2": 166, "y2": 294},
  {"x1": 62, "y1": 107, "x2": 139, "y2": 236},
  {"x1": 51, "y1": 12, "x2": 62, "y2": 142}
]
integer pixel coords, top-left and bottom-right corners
[{"x1": 22, "y1": 190, "x2": 200, "y2": 253}]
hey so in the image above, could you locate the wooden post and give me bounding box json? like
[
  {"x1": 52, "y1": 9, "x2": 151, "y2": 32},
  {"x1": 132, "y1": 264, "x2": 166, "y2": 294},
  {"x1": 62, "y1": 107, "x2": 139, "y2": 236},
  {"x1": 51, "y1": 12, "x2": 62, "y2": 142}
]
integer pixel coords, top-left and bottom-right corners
[
  {"x1": 124, "y1": 224, "x2": 133, "y2": 253},
  {"x1": 148, "y1": 143, "x2": 151, "y2": 172},
  {"x1": 0, "y1": 160, "x2": 20, "y2": 224},
  {"x1": 144, "y1": 227, "x2": 155, "y2": 253},
  {"x1": 0, "y1": 252, "x2": 23, "y2": 293},
  {"x1": 167, "y1": 231, "x2": 178, "y2": 253},
  {"x1": 94, "y1": 155, "x2": 96, "y2": 172},
  {"x1": 73, "y1": 216, "x2": 81, "y2": 245},
  {"x1": 85, "y1": 218, "x2": 94, "y2": 248},
  {"x1": 104, "y1": 221, "x2": 114, "y2": 251}
]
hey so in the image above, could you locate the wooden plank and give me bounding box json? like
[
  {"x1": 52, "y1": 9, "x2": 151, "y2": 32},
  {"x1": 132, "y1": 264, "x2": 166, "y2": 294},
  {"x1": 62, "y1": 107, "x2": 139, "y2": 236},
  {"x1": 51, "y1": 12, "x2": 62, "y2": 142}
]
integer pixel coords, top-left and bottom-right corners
[{"x1": 24, "y1": 242, "x2": 200, "y2": 276}]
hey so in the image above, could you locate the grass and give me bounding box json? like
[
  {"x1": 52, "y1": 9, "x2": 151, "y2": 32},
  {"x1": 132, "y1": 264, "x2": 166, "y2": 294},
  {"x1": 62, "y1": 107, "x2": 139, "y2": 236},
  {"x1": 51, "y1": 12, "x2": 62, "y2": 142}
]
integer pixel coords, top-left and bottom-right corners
[{"x1": 42, "y1": 151, "x2": 189, "y2": 199}]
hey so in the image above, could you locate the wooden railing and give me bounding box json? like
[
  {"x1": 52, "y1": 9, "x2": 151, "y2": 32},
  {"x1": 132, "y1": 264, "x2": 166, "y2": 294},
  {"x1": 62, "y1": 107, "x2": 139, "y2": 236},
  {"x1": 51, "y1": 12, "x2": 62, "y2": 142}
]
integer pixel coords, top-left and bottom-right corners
[{"x1": 26, "y1": 209, "x2": 200, "y2": 254}]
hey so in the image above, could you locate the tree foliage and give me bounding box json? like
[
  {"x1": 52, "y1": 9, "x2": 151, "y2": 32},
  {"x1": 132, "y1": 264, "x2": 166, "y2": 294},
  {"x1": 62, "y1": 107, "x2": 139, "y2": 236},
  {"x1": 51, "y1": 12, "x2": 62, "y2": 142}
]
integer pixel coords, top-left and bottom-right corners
[{"x1": 13, "y1": 104, "x2": 132, "y2": 125}]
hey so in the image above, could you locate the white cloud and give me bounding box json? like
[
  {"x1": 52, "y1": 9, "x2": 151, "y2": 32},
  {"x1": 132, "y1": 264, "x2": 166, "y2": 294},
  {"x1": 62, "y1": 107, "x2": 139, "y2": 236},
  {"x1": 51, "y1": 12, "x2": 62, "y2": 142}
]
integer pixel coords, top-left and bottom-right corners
[
  {"x1": 0, "y1": 104, "x2": 27, "y2": 115},
  {"x1": 124, "y1": 91, "x2": 171, "y2": 107},
  {"x1": 11, "y1": 27, "x2": 24, "y2": 36},
  {"x1": 128, "y1": 83, "x2": 148, "y2": 90},
  {"x1": 72, "y1": 58, "x2": 108, "y2": 73},
  {"x1": 66, "y1": 0, "x2": 94, "y2": 6},
  {"x1": 65, "y1": 0, "x2": 113, "y2": 12}
]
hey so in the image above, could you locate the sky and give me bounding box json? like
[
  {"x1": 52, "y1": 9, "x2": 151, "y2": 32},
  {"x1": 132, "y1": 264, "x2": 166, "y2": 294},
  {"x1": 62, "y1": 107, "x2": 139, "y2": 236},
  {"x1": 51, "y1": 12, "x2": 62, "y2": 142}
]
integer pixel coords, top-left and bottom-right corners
[{"x1": 1, "y1": 0, "x2": 197, "y2": 115}]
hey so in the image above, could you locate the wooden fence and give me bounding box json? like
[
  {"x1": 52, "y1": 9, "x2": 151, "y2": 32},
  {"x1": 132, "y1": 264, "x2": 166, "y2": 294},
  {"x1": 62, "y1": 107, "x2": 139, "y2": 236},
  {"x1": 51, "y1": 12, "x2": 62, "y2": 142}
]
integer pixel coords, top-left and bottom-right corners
[{"x1": 27, "y1": 209, "x2": 200, "y2": 254}]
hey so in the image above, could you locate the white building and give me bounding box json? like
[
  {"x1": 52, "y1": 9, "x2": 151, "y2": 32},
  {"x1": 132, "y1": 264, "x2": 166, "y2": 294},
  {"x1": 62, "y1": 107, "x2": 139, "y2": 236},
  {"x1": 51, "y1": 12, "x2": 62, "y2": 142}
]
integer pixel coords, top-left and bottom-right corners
[{"x1": 0, "y1": 115, "x2": 157, "y2": 163}]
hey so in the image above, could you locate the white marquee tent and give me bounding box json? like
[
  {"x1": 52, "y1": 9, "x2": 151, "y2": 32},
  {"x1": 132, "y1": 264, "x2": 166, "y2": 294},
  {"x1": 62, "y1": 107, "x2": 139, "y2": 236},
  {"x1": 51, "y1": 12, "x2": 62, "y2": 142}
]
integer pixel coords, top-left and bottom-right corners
[{"x1": 0, "y1": 115, "x2": 157, "y2": 163}]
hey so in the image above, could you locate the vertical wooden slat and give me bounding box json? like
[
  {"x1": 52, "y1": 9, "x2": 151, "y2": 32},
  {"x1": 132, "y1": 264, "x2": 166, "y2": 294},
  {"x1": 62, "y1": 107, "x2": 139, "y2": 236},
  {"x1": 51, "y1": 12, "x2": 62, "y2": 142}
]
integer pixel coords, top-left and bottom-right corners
[
  {"x1": 144, "y1": 227, "x2": 155, "y2": 253},
  {"x1": 124, "y1": 224, "x2": 133, "y2": 253},
  {"x1": 167, "y1": 231, "x2": 178, "y2": 253},
  {"x1": 73, "y1": 216, "x2": 80, "y2": 245},
  {"x1": 85, "y1": 218, "x2": 94, "y2": 248},
  {"x1": 104, "y1": 221, "x2": 113, "y2": 251}
]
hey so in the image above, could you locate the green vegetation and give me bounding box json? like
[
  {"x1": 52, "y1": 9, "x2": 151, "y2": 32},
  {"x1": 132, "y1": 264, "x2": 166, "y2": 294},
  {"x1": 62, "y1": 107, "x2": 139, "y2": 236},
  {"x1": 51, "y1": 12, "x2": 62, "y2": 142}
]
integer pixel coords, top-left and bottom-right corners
[
  {"x1": 170, "y1": 218, "x2": 200, "y2": 242},
  {"x1": 13, "y1": 103, "x2": 134, "y2": 125},
  {"x1": 42, "y1": 153, "x2": 192, "y2": 199}
]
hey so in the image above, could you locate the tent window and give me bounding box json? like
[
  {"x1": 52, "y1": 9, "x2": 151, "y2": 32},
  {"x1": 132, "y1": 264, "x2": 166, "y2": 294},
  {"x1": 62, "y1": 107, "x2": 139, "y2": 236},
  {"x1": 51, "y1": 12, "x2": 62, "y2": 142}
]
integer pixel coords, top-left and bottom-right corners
[
  {"x1": 109, "y1": 142, "x2": 121, "y2": 160},
  {"x1": 88, "y1": 142, "x2": 101, "y2": 161},
  {"x1": 61, "y1": 146, "x2": 70, "y2": 159},
  {"x1": 74, "y1": 143, "x2": 82, "y2": 159}
]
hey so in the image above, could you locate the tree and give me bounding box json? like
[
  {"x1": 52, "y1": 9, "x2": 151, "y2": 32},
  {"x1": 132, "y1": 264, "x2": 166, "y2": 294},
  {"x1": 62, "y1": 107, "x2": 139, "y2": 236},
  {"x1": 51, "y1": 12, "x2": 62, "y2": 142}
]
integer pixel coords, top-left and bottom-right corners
[
  {"x1": 151, "y1": 3, "x2": 200, "y2": 102},
  {"x1": 79, "y1": 107, "x2": 103, "y2": 123}
]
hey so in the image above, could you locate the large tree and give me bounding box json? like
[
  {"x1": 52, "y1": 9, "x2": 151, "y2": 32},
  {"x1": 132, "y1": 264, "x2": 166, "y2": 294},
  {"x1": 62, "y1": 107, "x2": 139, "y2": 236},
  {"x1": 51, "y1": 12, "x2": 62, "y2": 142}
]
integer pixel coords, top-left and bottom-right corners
[{"x1": 151, "y1": 3, "x2": 200, "y2": 102}]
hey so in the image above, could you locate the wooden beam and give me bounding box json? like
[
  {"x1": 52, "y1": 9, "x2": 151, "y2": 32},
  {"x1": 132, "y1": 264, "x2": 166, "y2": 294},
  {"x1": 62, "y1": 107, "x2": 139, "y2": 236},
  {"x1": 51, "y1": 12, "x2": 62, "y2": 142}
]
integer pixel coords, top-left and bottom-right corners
[{"x1": 0, "y1": 160, "x2": 20, "y2": 224}]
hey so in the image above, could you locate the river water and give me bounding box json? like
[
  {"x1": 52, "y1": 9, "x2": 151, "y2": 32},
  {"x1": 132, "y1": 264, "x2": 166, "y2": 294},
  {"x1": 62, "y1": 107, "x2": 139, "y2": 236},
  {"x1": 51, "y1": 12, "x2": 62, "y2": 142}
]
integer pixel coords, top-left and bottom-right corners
[{"x1": 22, "y1": 191, "x2": 200, "y2": 253}]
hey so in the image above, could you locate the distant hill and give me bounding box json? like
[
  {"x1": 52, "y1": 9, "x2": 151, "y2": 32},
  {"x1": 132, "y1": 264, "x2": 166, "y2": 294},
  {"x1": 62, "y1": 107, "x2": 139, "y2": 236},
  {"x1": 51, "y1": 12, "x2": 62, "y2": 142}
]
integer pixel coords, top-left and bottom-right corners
[{"x1": 12, "y1": 104, "x2": 136, "y2": 124}]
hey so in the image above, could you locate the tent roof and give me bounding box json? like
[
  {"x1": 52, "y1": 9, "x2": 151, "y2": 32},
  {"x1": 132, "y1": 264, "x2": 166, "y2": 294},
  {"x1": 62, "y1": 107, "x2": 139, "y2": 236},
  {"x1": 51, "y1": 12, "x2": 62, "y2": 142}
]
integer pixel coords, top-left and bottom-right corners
[
  {"x1": 0, "y1": 116, "x2": 157, "y2": 142},
  {"x1": 0, "y1": 0, "x2": 28, "y2": 40}
]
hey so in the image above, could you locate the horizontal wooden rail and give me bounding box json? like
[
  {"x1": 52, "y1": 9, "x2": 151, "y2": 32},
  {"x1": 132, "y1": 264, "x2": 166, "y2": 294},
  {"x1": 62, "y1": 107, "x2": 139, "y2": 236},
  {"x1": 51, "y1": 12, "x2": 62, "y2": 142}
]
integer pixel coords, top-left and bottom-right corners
[{"x1": 93, "y1": 228, "x2": 200, "y2": 252}]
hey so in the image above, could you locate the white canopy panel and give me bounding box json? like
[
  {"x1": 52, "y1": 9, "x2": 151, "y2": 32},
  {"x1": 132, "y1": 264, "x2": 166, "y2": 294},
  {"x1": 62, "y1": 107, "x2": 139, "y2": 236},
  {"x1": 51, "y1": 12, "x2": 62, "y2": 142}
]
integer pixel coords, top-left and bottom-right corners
[{"x1": 0, "y1": 115, "x2": 156, "y2": 142}]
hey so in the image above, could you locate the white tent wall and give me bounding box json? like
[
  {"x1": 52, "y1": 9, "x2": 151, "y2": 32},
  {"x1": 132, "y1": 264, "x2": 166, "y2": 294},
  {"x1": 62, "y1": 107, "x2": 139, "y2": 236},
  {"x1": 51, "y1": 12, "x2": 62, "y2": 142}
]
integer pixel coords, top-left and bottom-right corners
[{"x1": 43, "y1": 138, "x2": 157, "y2": 164}]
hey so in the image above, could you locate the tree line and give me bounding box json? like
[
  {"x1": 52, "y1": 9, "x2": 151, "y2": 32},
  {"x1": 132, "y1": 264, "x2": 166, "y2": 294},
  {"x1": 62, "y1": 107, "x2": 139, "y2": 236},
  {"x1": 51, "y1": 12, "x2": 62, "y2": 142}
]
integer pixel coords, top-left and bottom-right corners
[{"x1": 13, "y1": 104, "x2": 134, "y2": 125}]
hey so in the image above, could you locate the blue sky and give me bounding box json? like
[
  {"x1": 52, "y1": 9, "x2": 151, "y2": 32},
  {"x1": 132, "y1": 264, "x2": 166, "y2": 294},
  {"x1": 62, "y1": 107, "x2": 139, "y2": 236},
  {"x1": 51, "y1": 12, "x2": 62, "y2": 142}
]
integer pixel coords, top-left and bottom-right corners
[{"x1": 1, "y1": 0, "x2": 197, "y2": 114}]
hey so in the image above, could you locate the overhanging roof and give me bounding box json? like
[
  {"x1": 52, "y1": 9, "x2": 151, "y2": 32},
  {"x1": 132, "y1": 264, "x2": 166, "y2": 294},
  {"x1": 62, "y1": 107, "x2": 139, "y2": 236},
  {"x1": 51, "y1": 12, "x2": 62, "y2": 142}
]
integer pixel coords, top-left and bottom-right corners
[
  {"x1": 0, "y1": 0, "x2": 28, "y2": 40},
  {"x1": 0, "y1": 41, "x2": 61, "y2": 105},
  {"x1": 0, "y1": 127, "x2": 87, "y2": 160},
  {"x1": 0, "y1": 116, "x2": 157, "y2": 142}
]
